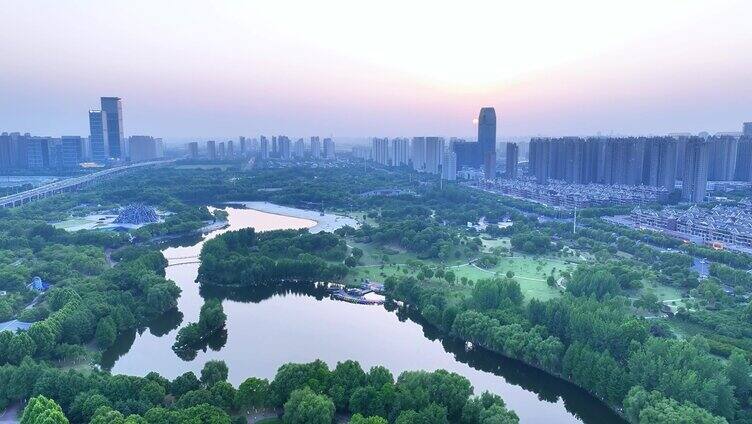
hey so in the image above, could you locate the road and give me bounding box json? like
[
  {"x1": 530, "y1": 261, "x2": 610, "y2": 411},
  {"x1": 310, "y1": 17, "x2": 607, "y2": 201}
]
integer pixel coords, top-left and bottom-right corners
[{"x1": 0, "y1": 159, "x2": 174, "y2": 208}]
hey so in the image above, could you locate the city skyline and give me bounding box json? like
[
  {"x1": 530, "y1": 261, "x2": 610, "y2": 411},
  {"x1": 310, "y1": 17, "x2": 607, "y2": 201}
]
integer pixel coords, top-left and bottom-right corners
[{"x1": 2, "y1": 1, "x2": 751, "y2": 138}]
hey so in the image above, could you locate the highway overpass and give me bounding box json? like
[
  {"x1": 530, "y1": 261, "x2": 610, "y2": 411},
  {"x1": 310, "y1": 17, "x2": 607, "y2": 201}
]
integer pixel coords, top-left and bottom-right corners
[{"x1": 0, "y1": 160, "x2": 174, "y2": 208}]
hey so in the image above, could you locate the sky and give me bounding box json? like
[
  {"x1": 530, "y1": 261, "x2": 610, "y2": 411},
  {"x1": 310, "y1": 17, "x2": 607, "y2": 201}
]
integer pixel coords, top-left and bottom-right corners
[{"x1": 1, "y1": 0, "x2": 751, "y2": 140}]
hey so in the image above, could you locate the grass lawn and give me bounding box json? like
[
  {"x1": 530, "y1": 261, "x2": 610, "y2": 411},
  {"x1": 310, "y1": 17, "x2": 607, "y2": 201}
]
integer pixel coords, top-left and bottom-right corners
[
  {"x1": 481, "y1": 237, "x2": 510, "y2": 251},
  {"x1": 256, "y1": 419, "x2": 282, "y2": 424}
]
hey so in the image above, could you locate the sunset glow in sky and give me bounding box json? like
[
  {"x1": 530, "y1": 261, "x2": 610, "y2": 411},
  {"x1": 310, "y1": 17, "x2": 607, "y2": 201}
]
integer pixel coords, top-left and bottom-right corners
[{"x1": 2, "y1": 0, "x2": 751, "y2": 138}]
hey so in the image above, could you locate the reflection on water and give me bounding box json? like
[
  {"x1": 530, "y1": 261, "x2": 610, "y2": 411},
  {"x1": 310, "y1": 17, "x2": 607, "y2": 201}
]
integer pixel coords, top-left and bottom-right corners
[{"x1": 102, "y1": 205, "x2": 625, "y2": 424}]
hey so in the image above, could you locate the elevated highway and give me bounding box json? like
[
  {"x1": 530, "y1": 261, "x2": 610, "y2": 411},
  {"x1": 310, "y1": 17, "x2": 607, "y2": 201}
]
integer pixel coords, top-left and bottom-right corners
[{"x1": 0, "y1": 160, "x2": 174, "y2": 208}]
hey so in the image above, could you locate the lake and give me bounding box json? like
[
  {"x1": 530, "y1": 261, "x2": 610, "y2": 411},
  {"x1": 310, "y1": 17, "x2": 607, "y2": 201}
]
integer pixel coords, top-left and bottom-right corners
[{"x1": 102, "y1": 204, "x2": 624, "y2": 424}]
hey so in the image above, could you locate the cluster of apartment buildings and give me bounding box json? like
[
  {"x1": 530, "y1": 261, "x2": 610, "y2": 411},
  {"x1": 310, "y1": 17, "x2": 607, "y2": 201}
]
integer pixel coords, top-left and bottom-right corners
[
  {"x1": 631, "y1": 199, "x2": 752, "y2": 253},
  {"x1": 187, "y1": 136, "x2": 336, "y2": 162},
  {"x1": 528, "y1": 127, "x2": 752, "y2": 203},
  {"x1": 360, "y1": 107, "x2": 498, "y2": 182},
  {"x1": 0, "y1": 97, "x2": 163, "y2": 171}
]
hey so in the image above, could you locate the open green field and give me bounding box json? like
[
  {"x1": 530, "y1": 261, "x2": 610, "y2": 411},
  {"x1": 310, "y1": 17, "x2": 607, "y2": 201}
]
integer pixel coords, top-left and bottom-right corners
[
  {"x1": 345, "y1": 238, "x2": 568, "y2": 301},
  {"x1": 451, "y1": 256, "x2": 571, "y2": 302}
]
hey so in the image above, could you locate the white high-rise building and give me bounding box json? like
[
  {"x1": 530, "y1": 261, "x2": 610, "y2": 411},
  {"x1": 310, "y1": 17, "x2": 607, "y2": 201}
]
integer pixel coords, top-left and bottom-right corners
[
  {"x1": 372, "y1": 137, "x2": 390, "y2": 165},
  {"x1": 311, "y1": 136, "x2": 321, "y2": 159},
  {"x1": 425, "y1": 137, "x2": 444, "y2": 174},
  {"x1": 442, "y1": 151, "x2": 457, "y2": 181},
  {"x1": 391, "y1": 138, "x2": 410, "y2": 166},
  {"x1": 260, "y1": 136, "x2": 269, "y2": 160},
  {"x1": 323, "y1": 138, "x2": 335, "y2": 159},
  {"x1": 294, "y1": 138, "x2": 305, "y2": 158},
  {"x1": 411, "y1": 137, "x2": 426, "y2": 171}
]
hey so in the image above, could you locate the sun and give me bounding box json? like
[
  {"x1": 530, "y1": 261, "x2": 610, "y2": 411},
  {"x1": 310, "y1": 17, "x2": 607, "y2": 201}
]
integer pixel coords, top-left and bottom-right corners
[{"x1": 472, "y1": 118, "x2": 479, "y2": 125}]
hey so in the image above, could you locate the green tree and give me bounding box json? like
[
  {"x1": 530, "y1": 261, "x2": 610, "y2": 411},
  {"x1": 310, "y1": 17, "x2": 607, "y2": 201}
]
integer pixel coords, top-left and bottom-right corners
[
  {"x1": 20, "y1": 395, "x2": 69, "y2": 424},
  {"x1": 201, "y1": 360, "x2": 229, "y2": 387},
  {"x1": 350, "y1": 414, "x2": 388, "y2": 424},
  {"x1": 236, "y1": 377, "x2": 270, "y2": 411},
  {"x1": 283, "y1": 387, "x2": 335, "y2": 424},
  {"x1": 95, "y1": 317, "x2": 117, "y2": 349}
]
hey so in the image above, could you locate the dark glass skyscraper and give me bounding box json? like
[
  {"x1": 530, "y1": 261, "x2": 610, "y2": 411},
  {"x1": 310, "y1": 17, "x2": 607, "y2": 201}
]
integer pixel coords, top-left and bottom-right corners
[
  {"x1": 478, "y1": 107, "x2": 496, "y2": 179},
  {"x1": 88, "y1": 110, "x2": 109, "y2": 164},
  {"x1": 101, "y1": 97, "x2": 124, "y2": 159}
]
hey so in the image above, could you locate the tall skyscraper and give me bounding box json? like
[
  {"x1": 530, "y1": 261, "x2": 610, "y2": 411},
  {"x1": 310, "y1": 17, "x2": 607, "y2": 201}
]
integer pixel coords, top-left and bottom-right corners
[
  {"x1": 239, "y1": 136, "x2": 247, "y2": 156},
  {"x1": 744, "y1": 122, "x2": 752, "y2": 136},
  {"x1": 187, "y1": 142, "x2": 199, "y2": 159},
  {"x1": 218, "y1": 142, "x2": 226, "y2": 158},
  {"x1": 207, "y1": 140, "x2": 217, "y2": 160},
  {"x1": 529, "y1": 138, "x2": 550, "y2": 183},
  {"x1": 88, "y1": 110, "x2": 109, "y2": 164},
  {"x1": 505, "y1": 143, "x2": 518, "y2": 179},
  {"x1": 424, "y1": 137, "x2": 444, "y2": 174},
  {"x1": 279, "y1": 136, "x2": 291, "y2": 159},
  {"x1": 372, "y1": 138, "x2": 390, "y2": 165},
  {"x1": 294, "y1": 138, "x2": 305, "y2": 158},
  {"x1": 311, "y1": 136, "x2": 321, "y2": 159},
  {"x1": 227, "y1": 140, "x2": 235, "y2": 157},
  {"x1": 260, "y1": 136, "x2": 269, "y2": 160},
  {"x1": 323, "y1": 138, "x2": 335, "y2": 159},
  {"x1": 411, "y1": 137, "x2": 426, "y2": 171},
  {"x1": 442, "y1": 151, "x2": 457, "y2": 181},
  {"x1": 735, "y1": 136, "x2": 752, "y2": 181},
  {"x1": 391, "y1": 138, "x2": 410, "y2": 166},
  {"x1": 61, "y1": 136, "x2": 83, "y2": 169},
  {"x1": 100, "y1": 97, "x2": 124, "y2": 159},
  {"x1": 708, "y1": 136, "x2": 738, "y2": 181},
  {"x1": 644, "y1": 138, "x2": 678, "y2": 191},
  {"x1": 682, "y1": 138, "x2": 710, "y2": 203},
  {"x1": 478, "y1": 107, "x2": 497, "y2": 179}
]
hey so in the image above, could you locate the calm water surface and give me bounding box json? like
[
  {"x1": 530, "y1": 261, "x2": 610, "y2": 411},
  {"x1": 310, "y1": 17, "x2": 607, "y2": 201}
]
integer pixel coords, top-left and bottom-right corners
[{"x1": 103, "y1": 206, "x2": 624, "y2": 424}]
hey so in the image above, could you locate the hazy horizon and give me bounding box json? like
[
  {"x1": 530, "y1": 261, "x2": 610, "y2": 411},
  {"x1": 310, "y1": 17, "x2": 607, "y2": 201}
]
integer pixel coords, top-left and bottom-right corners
[{"x1": 2, "y1": 1, "x2": 751, "y2": 139}]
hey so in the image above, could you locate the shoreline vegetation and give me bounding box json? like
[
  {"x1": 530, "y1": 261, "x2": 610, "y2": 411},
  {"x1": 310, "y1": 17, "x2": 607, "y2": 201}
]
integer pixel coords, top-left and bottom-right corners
[{"x1": 4, "y1": 166, "x2": 752, "y2": 423}]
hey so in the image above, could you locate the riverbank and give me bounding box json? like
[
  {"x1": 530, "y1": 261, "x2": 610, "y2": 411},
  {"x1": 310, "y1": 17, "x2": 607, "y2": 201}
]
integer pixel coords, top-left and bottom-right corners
[{"x1": 232, "y1": 201, "x2": 359, "y2": 233}]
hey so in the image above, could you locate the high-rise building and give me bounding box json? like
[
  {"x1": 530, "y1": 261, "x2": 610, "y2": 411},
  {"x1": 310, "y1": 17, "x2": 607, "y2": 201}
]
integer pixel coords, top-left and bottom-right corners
[
  {"x1": 260, "y1": 136, "x2": 269, "y2": 160},
  {"x1": 88, "y1": 110, "x2": 109, "y2": 164},
  {"x1": 425, "y1": 137, "x2": 443, "y2": 174},
  {"x1": 735, "y1": 136, "x2": 752, "y2": 181},
  {"x1": 187, "y1": 142, "x2": 199, "y2": 159},
  {"x1": 26, "y1": 138, "x2": 50, "y2": 169},
  {"x1": 644, "y1": 138, "x2": 678, "y2": 191},
  {"x1": 294, "y1": 138, "x2": 305, "y2": 158},
  {"x1": 239, "y1": 136, "x2": 247, "y2": 156},
  {"x1": 505, "y1": 143, "x2": 518, "y2": 179},
  {"x1": 61, "y1": 136, "x2": 83, "y2": 169},
  {"x1": 478, "y1": 107, "x2": 497, "y2": 179},
  {"x1": 372, "y1": 138, "x2": 390, "y2": 166},
  {"x1": 128, "y1": 136, "x2": 161, "y2": 162},
  {"x1": 310, "y1": 136, "x2": 321, "y2": 159},
  {"x1": 323, "y1": 138, "x2": 335, "y2": 159},
  {"x1": 0, "y1": 133, "x2": 13, "y2": 169},
  {"x1": 682, "y1": 138, "x2": 710, "y2": 203},
  {"x1": 708, "y1": 136, "x2": 738, "y2": 181},
  {"x1": 100, "y1": 97, "x2": 124, "y2": 159},
  {"x1": 442, "y1": 151, "x2": 457, "y2": 181},
  {"x1": 207, "y1": 140, "x2": 217, "y2": 160},
  {"x1": 743, "y1": 122, "x2": 752, "y2": 136},
  {"x1": 411, "y1": 137, "x2": 426, "y2": 171},
  {"x1": 279, "y1": 136, "x2": 291, "y2": 159},
  {"x1": 391, "y1": 138, "x2": 410, "y2": 166},
  {"x1": 218, "y1": 142, "x2": 226, "y2": 158},
  {"x1": 529, "y1": 138, "x2": 550, "y2": 183},
  {"x1": 227, "y1": 140, "x2": 235, "y2": 157}
]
